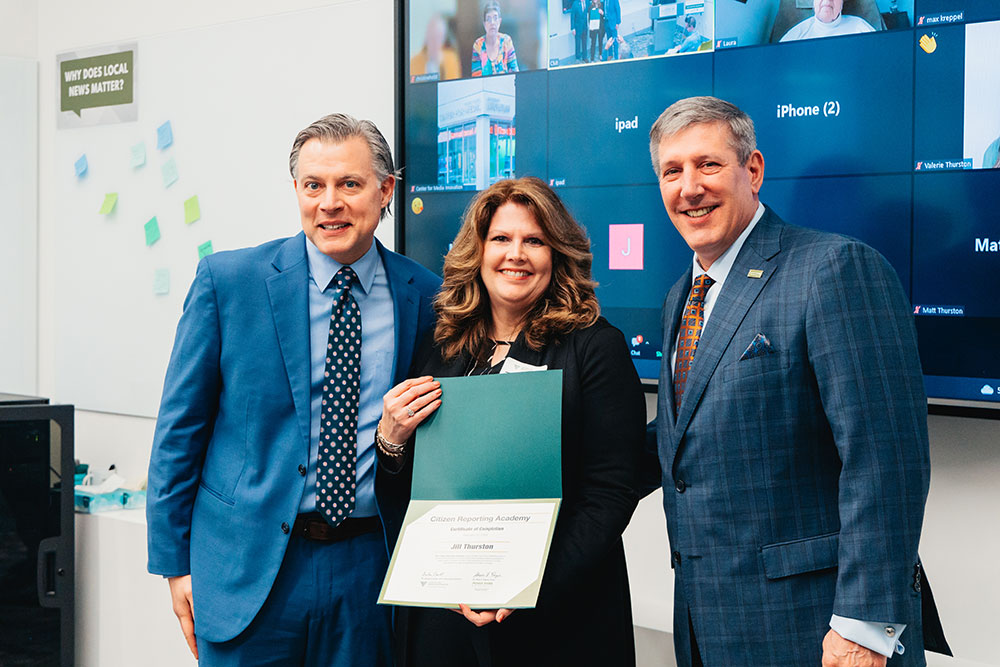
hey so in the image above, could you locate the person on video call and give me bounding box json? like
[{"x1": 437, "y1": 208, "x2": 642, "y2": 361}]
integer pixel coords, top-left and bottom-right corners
[
  {"x1": 569, "y1": 0, "x2": 589, "y2": 63},
  {"x1": 587, "y1": 0, "x2": 604, "y2": 63},
  {"x1": 602, "y1": 0, "x2": 621, "y2": 60},
  {"x1": 642, "y1": 95, "x2": 949, "y2": 666},
  {"x1": 471, "y1": 1, "x2": 519, "y2": 76},
  {"x1": 983, "y1": 133, "x2": 1000, "y2": 168},
  {"x1": 780, "y1": 0, "x2": 876, "y2": 42},
  {"x1": 145, "y1": 113, "x2": 440, "y2": 666},
  {"x1": 411, "y1": 13, "x2": 461, "y2": 81},
  {"x1": 668, "y1": 14, "x2": 709, "y2": 54}
]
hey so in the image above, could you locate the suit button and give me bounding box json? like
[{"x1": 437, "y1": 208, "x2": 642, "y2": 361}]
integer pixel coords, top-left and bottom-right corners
[
  {"x1": 672, "y1": 551, "x2": 682, "y2": 564},
  {"x1": 675, "y1": 479, "x2": 687, "y2": 493},
  {"x1": 281, "y1": 522, "x2": 290, "y2": 534},
  {"x1": 298, "y1": 464, "x2": 307, "y2": 476}
]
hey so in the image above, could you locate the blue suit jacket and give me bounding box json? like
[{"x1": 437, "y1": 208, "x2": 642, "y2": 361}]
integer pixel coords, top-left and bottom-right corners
[
  {"x1": 570, "y1": 0, "x2": 589, "y2": 34},
  {"x1": 652, "y1": 208, "x2": 932, "y2": 665},
  {"x1": 146, "y1": 233, "x2": 440, "y2": 642}
]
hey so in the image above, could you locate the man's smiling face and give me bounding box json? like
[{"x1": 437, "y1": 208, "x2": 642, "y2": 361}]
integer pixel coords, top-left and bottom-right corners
[
  {"x1": 656, "y1": 121, "x2": 764, "y2": 269},
  {"x1": 294, "y1": 136, "x2": 394, "y2": 264}
]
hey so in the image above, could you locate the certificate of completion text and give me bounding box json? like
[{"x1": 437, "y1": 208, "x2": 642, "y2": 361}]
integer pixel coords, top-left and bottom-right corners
[{"x1": 380, "y1": 499, "x2": 560, "y2": 608}]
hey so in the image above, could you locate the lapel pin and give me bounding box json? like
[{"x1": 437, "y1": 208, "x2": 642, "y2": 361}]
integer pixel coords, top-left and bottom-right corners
[{"x1": 747, "y1": 269, "x2": 764, "y2": 279}]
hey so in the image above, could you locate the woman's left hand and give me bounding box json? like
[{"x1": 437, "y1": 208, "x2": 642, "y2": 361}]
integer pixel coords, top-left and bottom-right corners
[{"x1": 454, "y1": 603, "x2": 514, "y2": 627}]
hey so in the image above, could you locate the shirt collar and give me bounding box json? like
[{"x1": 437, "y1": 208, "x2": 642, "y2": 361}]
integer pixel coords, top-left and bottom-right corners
[
  {"x1": 691, "y1": 201, "x2": 765, "y2": 286},
  {"x1": 304, "y1": 236, "x2": 380, "y2": 295}
]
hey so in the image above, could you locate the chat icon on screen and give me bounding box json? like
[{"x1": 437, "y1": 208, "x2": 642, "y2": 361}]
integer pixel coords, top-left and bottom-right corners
[{"x1": 919, "y1": 34, "x2": 937, "y2": 54}]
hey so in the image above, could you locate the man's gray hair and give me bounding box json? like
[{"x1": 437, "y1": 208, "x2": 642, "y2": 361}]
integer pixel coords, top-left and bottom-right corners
[
  {"x1": 289, "y1": 113, "x2": 398, "y2": 220},
  {"x1": 649, "y1": 96, "x2": 757, "y2": 174}
]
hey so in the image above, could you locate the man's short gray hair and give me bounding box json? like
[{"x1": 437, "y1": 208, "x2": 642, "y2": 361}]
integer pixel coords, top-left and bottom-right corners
[
  {"x1": 649, "y1": 96, "x2": 757, "y2": 174},
  {"x1": 289, "y1": 113, "x2": 398, "y2": 220}
]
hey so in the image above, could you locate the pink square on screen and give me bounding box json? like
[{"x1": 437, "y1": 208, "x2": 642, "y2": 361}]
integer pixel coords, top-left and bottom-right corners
[{"x1": 608, "y1": 224, "x2": 644, "y2": 270}]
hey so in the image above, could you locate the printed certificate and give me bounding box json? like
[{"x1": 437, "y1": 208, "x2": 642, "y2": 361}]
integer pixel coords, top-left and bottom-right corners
[
  {"x1": 380, "y1": 499, "x2": 560, "y2": 608},
  {"x1": 377, "y1": 371, "x2": 563, "y2": 609}
]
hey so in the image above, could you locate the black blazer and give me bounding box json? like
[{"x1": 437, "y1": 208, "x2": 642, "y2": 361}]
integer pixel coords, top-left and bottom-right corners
[{"x1": 378, "y1": 317, "x2": 646, "y2": 666}]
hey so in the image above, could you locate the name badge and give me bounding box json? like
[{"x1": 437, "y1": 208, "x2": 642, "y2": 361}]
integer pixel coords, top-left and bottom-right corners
[{"x1": 499, "y1": 357, "x2": 548, "y2": 374}]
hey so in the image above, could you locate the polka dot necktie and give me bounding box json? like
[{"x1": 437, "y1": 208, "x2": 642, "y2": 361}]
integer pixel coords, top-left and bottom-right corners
[
  {"x1": 316, "y1": 266, "x2": 361, "y2": 527},
  {"x1": 673, "y1": 273, "x2": 715, "y2": 413}
]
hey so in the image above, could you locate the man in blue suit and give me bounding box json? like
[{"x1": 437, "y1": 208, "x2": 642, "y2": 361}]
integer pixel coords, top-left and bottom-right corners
[
  {"x1": 569, "y1": 0, "x2": 589, "y2": 63},
  {"x1": 146, "y1": 114, "x2": 441, "y2": 666},
  {"x1": 646, "y1": 97, "x2": 945, "y2": 666}
]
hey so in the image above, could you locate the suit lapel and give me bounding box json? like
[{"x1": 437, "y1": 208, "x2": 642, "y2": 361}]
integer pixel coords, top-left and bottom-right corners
[
  {"x1": 671, "y1": 210, "x2": 784, "y2": 458},
  {"x1": 380, "y1": 241, "x2": 421, "y2": 385},
  {"x1": 265, "y1": 233, "x2": 313, "y2": 452}
]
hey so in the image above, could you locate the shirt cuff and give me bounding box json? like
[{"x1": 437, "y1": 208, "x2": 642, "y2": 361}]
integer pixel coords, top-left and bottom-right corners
[{"x1": 829, "y1": 615, "x2": 906, "y2": 658}]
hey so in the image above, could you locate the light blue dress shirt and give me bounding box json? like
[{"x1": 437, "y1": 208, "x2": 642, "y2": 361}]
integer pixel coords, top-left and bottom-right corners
[
  {"x1": 299, "y1": 238, "x2": 396, "y2": 517},
  {"x1": 671, "y1": 202, "x2": 906, "y2": 657}
]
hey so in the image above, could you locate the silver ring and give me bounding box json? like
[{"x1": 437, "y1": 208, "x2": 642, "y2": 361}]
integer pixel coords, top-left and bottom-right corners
[{"x1": 406, "y1": 408, "x2": 415, "y2": 417}]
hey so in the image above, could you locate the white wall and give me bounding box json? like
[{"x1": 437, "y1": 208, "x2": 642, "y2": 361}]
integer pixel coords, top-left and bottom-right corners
[
  {"x1": 34, "y1": 0, "x2": 399, "y2": 455},
  {"x1": 0, "y1": 0, "x2": 38, "y2": 58},
  {"x1": 0, "y1": 0, "x2": 39, "y2": 396}
]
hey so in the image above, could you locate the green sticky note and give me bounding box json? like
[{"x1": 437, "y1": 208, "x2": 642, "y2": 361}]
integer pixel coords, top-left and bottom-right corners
[
  {"x1": 130, "y1": 142, "x2": 146, "y2": 168},
  {"x1": 152, "y1": 268, "x2": 170, "y2": 295},
  {"x1": 197, "y1": 240, "x2": 213, "y2": 259},
  {"x1": 161, "y1": 157, "x2": 179, "y2": 188},
  {"x1": 98, "y1": 193, "x2": 118, "y2": 215},
  {"x1": 144, "y1": 216, "x2": 161, "y2": 246},
  {"x1": 183, "y1": 195, "x2": 201, "y2": 224}
]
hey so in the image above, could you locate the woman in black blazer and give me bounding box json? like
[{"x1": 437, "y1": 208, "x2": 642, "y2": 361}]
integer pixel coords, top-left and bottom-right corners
[{"x1": 375, "y1": 177, "x2": 645, "y2": 667}]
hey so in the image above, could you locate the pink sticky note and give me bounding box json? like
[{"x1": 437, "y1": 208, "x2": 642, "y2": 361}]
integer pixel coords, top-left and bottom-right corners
[{"x1": 608, "y1": 224, "x2": 644, "y2": 270}]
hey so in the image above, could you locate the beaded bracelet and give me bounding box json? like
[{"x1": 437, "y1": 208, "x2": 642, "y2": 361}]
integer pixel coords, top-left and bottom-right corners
[{"x1": 375, "y1": 423, "x2": 406, "y2": 458}]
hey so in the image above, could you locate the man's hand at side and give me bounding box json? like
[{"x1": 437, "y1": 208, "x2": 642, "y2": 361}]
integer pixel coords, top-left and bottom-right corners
[
  {"x1": 168, "y1": 575, "x2": 198, "y2": 659},
  {"x1": 822, "y1": 629, "x2": 887, "y2": 667}
]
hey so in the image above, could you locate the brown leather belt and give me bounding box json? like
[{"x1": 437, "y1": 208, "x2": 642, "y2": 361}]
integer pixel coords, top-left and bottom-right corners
[{"x1": 292, "y1": 513, "x2": 382, "y2": 543}]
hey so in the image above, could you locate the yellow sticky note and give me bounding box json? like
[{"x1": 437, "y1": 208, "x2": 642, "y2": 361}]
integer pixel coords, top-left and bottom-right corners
[
  {"x1": 184, "y1": 195, "x2": 201, "y2": 224},
  {"x1": 98, "y1": 193, "x2": 118, "y2": 215}
]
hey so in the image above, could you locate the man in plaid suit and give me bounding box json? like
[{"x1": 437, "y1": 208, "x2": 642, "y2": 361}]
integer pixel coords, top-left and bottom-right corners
[{"x1": 645, "y1": 96, "x2": 947, "y2": 666}]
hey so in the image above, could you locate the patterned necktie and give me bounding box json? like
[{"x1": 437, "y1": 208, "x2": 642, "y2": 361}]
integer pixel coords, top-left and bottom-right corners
[
  {"x1": 316, "y1": 266, "x2": 362, "y2": 526},
  {"x1": 673, "y1": 273, "x2": 715, "y2": 413}
]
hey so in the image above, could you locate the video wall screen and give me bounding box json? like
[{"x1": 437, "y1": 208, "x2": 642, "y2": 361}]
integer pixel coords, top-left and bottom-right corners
[{"x1": 399, "y1": 0, "x2": 1000, "y2": 408}]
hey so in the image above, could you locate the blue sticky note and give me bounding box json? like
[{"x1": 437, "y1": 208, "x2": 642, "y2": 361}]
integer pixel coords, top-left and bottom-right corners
[
  {"x1": 161, "y1": 157, "x2": 179, "y2": 188},
  {"x1": 153, "y1": 268, "x2": 170, "y2": 295},
  {"x1": 130, "y1": 142, "x2": 146, "y2": 168},
  {"x1": 74, "y1": 154, "x2": 88, "y2": 177},
  {"x1": 156, "y1": 121, "x2": 173, "y2": 150}
]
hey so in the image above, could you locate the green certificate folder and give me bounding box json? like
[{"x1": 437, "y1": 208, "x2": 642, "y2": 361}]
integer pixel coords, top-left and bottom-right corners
[
  {"x1": 379, "y1": 370, "x2": 563, "y2": 609},
  {"x1": 411, "y1": 371, "x2": 562, "y2": 500}
]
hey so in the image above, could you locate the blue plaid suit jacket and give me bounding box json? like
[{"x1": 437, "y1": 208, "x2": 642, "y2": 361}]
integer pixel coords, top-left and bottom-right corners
[{"x1": 653, "y1": 207, "x2": 932, "y2": 666}]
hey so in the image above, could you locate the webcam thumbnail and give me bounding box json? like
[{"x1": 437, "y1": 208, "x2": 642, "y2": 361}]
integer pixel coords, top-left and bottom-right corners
[
  {"x1": 547, "y1": 0, "x2": 714, "y2": 68},
  {"x1": 914, "y1": 17, "x2": 1000, "y2": 170},
  {"x1": 715, "y1": 0, "x2": 913, "y2": 49},
  {"x1": 409, "y1": 0, "x2": 548, "y2": 82}
]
